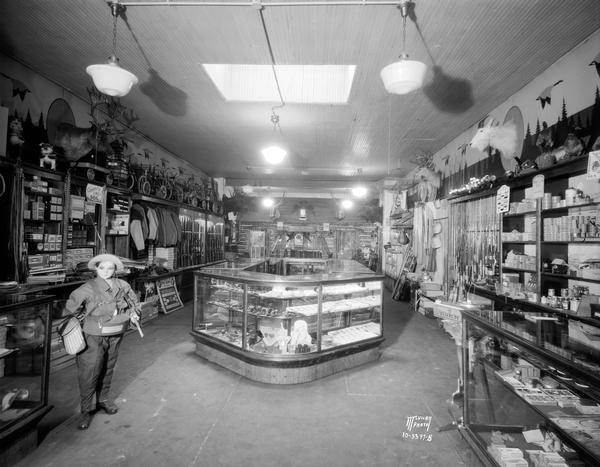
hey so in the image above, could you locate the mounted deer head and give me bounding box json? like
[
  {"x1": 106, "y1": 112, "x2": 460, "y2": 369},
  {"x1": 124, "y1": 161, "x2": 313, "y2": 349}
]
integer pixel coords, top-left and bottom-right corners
[
  {"x1": 269, "y1": 192, "x2": 286, "y2": 220},
  {"x1": 331, "y1": 193, "x2": 348, "y2": 220}
]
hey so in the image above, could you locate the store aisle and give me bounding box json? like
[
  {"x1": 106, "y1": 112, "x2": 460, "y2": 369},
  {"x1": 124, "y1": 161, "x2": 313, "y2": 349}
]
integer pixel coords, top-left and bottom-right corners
[{"x1": 18, "y1": 291, "x2": 482, "y2": 467}]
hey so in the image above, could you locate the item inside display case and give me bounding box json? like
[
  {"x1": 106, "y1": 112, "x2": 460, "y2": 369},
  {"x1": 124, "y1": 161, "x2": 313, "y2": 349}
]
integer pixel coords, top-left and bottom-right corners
[
  {"x1": 0, "y1": 299, "x2": 49, "y2": 430},
  {"x1": 463, "y1": 314, "x2": 600, "y2": 465}
]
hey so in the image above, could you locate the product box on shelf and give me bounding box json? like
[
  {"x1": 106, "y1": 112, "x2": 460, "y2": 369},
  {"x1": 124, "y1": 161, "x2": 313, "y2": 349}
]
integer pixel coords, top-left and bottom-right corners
[{"x1": 27, "y1": 254, "x2": 49, "y2": 269}]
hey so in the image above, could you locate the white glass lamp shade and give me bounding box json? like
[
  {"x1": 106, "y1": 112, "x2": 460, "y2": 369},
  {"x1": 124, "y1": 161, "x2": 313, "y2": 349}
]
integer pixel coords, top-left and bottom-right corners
[
  {"x1": 261, "y1": 145, "x2": 287, "y2": 164},
  {"x1": 86, "y1": 56, "x2": 138, "y2": 97},
  {"x1": 380, "y1": 58, "x2": 426, "y2": 95}
]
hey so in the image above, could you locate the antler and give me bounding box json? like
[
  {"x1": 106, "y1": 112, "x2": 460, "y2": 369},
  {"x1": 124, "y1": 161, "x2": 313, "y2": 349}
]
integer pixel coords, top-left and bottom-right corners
[
  {"x1": 274, "y1": 191, "x2": 287, "y2": 208},
  {"x1": 87, "y1": 86, "x2": 137, "y2": 148}
]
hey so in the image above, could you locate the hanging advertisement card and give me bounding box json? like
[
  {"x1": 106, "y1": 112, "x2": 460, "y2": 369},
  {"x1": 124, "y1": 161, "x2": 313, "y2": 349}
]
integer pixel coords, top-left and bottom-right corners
[
  {"x1": 86, "y1": 183, "x2": 105, "y2": 204},
  {"x1": 156, "y1": 277, "x2": 184, "y2": 314},
  {"x1": 587, "y1": 150, "x2": 600, "y2": 179}
]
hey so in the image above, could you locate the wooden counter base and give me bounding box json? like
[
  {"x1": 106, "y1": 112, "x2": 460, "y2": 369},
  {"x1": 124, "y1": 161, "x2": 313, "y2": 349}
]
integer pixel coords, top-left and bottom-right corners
[{"x1": 191, "y1": 333, "x2": 383, "y2": 384}]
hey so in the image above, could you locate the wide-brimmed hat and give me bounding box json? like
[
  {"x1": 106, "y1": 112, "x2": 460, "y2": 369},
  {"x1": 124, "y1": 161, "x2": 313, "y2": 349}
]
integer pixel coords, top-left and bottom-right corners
[{"x1": 87, "y1": 254, "x2": 124, "y2": 271}]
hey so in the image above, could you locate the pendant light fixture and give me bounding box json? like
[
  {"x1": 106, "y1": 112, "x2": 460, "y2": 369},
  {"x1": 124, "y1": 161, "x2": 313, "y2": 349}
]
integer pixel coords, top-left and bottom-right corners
[
  {"x1": 351, "y1": 168, "x2": 368, "y2": 198},
  {"x1": 86, "y1": 1, "x2": 138, "y2": 97},
  {"x1": 380, "y1": 1, "x2": 426, "y2": 95},
  {"x1": 261, "y1": 110, "x2": 287, "y2": 164}
]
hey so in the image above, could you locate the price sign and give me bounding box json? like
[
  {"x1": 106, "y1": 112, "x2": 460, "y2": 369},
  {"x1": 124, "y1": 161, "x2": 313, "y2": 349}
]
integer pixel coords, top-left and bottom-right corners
[{"x1": 496, "y1": 185, "x2": 510, "y2": 213}]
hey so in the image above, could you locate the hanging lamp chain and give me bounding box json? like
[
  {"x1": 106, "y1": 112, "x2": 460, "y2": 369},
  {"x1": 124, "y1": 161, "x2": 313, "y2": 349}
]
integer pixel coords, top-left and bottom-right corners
[
  {"x1": 398, "y1": 0, "x2": 410, "y2": 59},
  {"x1": 270, "y1": 111, "x2": 282, "y2": 135},
  {"x1": 112, "y1": 12, "x2": 118, "y2": 57},
  {"x1": 108, "y1": 1, "x2": 127, "y2": 60}
]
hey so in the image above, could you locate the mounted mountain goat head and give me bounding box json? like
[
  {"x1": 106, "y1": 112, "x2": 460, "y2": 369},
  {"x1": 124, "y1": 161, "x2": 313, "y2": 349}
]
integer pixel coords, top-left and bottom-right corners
[{"x1": 470, "y1": 118, "x2": 518, "y2": 159}]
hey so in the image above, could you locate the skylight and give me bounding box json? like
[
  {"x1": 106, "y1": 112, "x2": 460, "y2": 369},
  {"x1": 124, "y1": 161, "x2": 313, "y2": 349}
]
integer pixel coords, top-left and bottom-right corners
[{"x1": 202, "y1": 64, "x2": 356, "y2": 104}]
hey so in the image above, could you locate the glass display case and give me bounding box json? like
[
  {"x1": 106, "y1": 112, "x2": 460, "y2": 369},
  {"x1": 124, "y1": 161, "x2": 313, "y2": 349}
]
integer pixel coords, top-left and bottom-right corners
[
  {"x1": 0, "y1": 294, "x2": 52, "y2": 460},
  {"x1": 192, "y1": 260, "x2": 384, "y2": 384},
  {"x1": 178, "y1": 207, "x2": 205, "y2": 267},
  {"x1": 460, "y1": 309, "x2": 600, "y2": 466}
]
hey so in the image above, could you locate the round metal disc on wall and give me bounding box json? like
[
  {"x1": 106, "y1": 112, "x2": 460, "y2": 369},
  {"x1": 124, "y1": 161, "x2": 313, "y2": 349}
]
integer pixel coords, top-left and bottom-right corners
[
  {"x1": 502, "y1": 106, "x2": 524, "y2": 171},
  {"x1": 46, "y1": 98, "x2": 75, "y2": 145}
]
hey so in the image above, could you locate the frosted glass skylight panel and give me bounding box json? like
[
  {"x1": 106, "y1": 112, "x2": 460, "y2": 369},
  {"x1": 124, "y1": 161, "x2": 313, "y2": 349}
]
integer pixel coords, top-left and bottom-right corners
[{"x1": 203, "y1": 64, "x2": 355, "y2": 104}]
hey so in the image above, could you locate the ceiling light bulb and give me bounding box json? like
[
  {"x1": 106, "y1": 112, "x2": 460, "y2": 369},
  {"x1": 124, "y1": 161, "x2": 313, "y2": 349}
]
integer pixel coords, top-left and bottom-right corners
[
  {"x1": 352, "y1": 185, "x2": 368, "y2": 198},
  {"x1": 342, "y1": 199, "x2": 354, "y2": 209},
  {"x1": 261, "y1": 146, "x2": 287, "y2": 164},
  {"x1": 262, "y1": 197, "x2": 275, "y2": 208}
]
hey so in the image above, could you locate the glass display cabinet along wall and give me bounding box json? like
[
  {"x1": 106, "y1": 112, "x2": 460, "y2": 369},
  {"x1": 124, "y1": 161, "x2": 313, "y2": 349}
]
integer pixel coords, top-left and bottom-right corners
[
  {"x1": 0, "y1": 295, "x2": 53, "y2": 455},
  {"x1": 178, "y1": 207, "x2": 206, "y2": 267},
  {"x1": 459, "y1": 308, "x2": 600, "y2": 466},
  {"x1": 191, "y1": 259, "x2": 384, "y2": 384}
]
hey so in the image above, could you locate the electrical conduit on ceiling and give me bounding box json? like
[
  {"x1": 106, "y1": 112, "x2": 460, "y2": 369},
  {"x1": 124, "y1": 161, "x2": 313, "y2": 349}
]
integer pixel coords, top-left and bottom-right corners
[{"x1": 117, "y1": 1, "x2": 406, "y2": 7}]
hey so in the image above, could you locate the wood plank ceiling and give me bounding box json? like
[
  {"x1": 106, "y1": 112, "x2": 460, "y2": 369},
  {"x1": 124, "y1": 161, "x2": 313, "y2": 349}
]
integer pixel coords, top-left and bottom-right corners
[{"x1": 1, "y1": 0, "x2": 599, "y2": 195}]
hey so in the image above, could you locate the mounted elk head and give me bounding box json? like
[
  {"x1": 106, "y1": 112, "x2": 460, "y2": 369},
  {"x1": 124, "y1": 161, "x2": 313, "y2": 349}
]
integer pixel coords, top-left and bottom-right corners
[
  {"x1": 53, "y1": 87, "x2": 138, "y2": 163},
  {"x1": 53, "y1": 122, "x2": 108, "y2": 163}
]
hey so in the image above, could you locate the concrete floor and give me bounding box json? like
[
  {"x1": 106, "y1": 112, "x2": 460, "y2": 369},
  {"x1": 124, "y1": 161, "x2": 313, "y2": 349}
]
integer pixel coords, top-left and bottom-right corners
[{"x1": 17, "y1": 291, "x2": 483, "y2": 467}]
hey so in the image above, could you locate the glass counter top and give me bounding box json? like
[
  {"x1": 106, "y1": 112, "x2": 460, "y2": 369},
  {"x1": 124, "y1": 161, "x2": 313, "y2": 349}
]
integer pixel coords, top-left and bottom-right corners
[
  {"x1": 0, "y1": 293, "x2": 54, "y2": 311},
  {"x1": 198, "y1": 262, "x2": 381, "y2": 286}
]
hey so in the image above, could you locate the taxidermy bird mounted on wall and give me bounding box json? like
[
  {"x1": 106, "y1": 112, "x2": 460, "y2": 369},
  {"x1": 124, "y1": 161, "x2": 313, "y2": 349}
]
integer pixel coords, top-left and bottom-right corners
[
  {"x1": 536, "y1": 80, "x2": 563, "y2": 109},
  {"x1": 590, "y1": 52, "x2": 600, "y2": 77},
  {"x1": 0, "y1": 73, "x2": 31, "y2": 101}
]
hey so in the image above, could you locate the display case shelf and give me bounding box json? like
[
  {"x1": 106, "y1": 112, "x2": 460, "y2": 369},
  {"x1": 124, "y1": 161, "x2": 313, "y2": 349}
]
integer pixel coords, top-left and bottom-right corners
[
  {"x1": 541, "y1": 202, "x2": 599, "y2": 213},
  {"x1": 502, "y1": 266, "x2": 537, "y2": 273},
  {"x1": 541, "y1": 240, "x2": 600, "y2": 244},
  {"x1": 470, "y1": 285, "x2": 600, "y2": 327},
  {"x1": 503, "y1": 210, "x2": 537, "y2": 217},
  {"x1": 541, "y1": 272, "x2": 600, "y2": 284}
]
